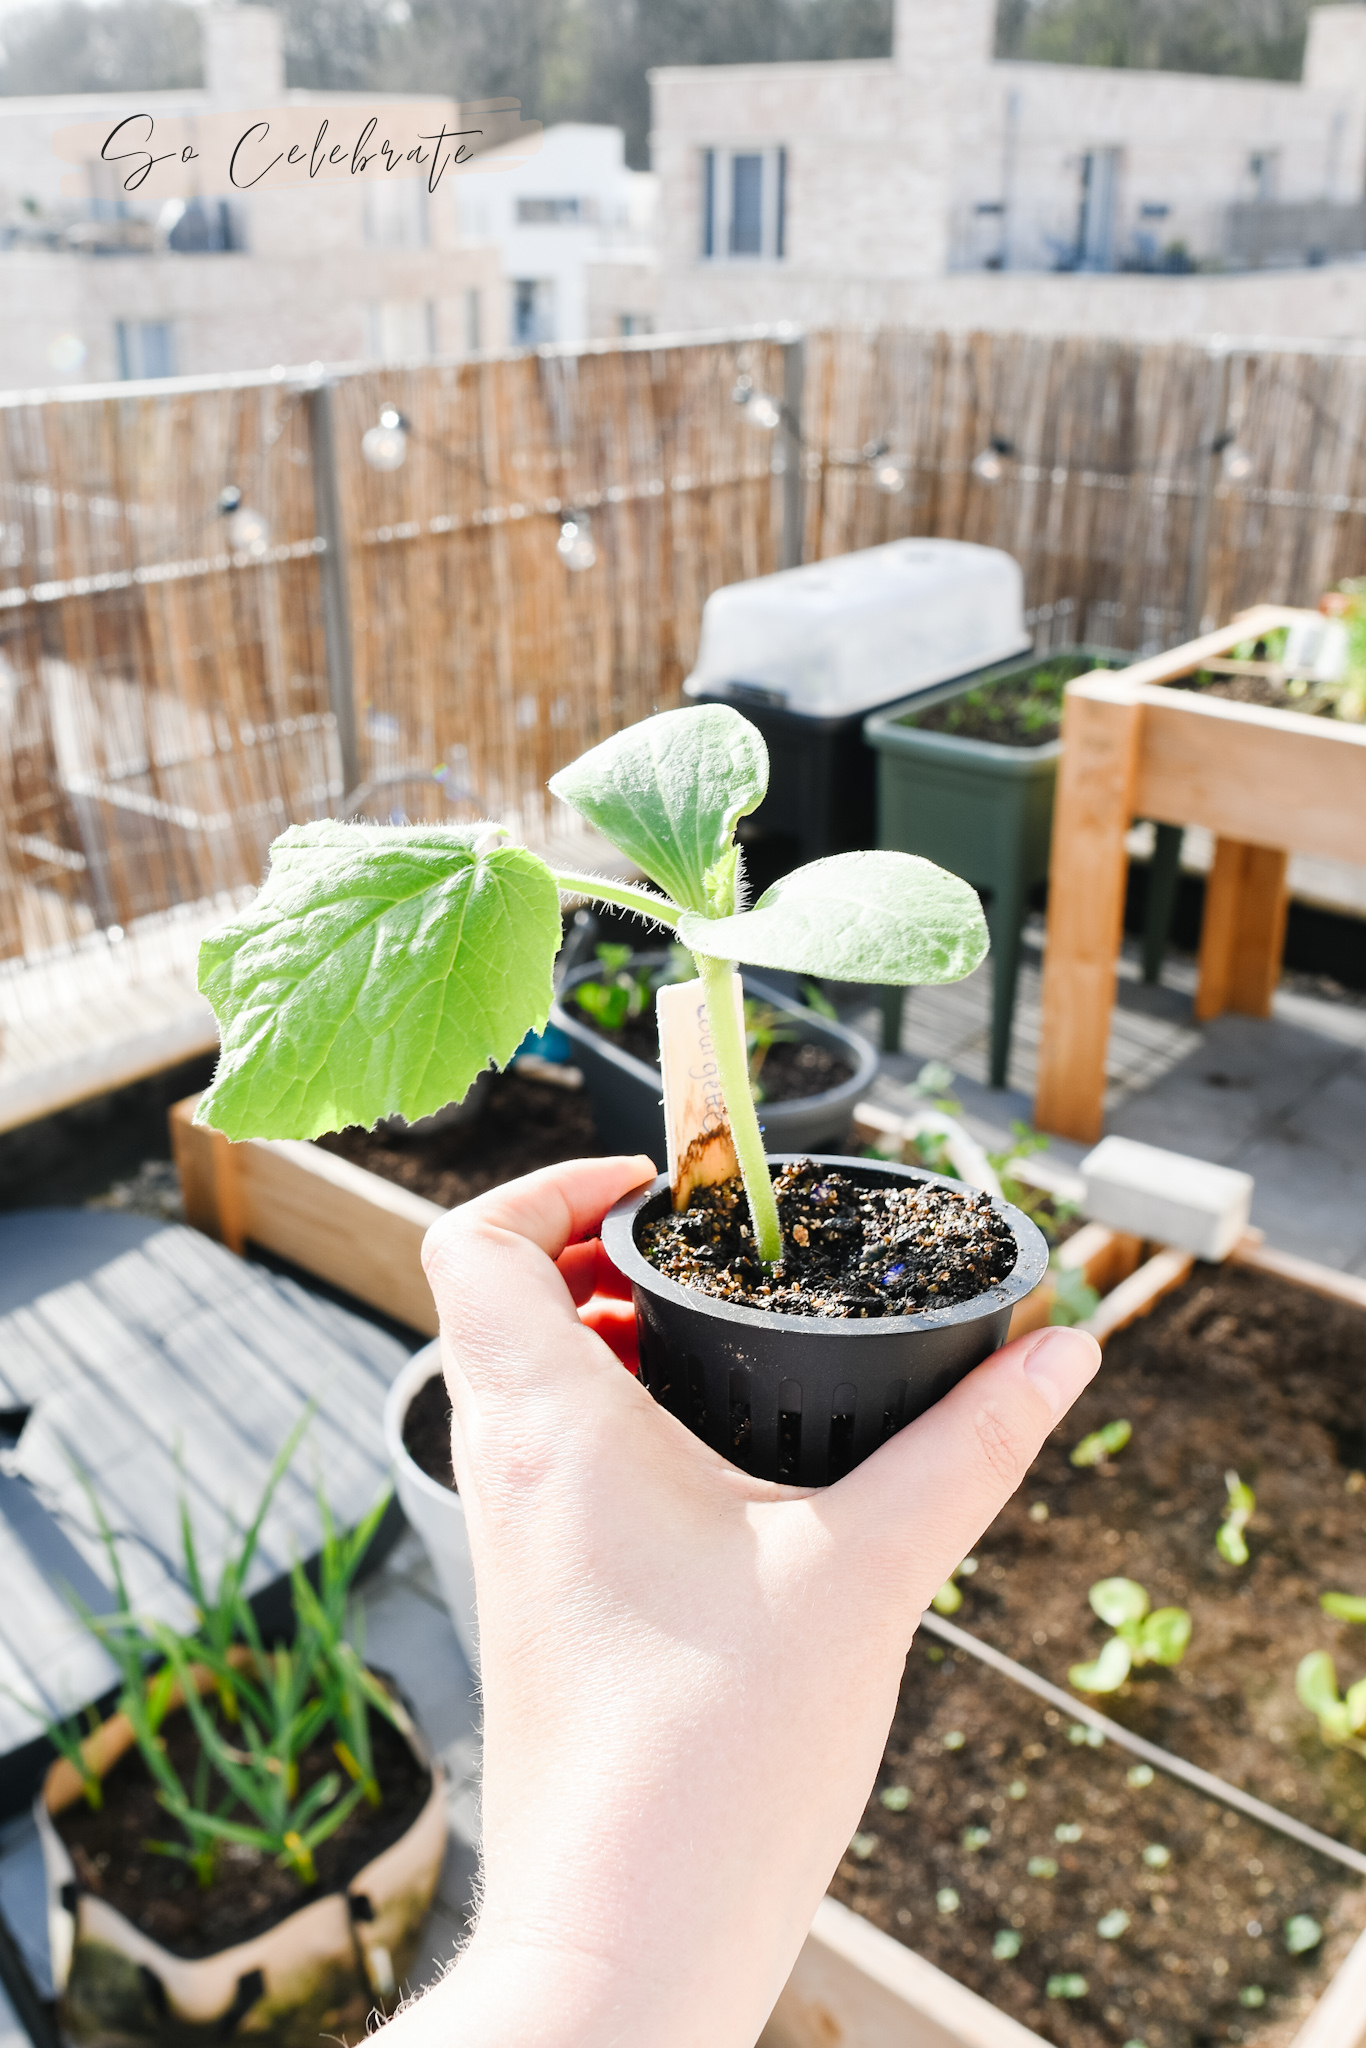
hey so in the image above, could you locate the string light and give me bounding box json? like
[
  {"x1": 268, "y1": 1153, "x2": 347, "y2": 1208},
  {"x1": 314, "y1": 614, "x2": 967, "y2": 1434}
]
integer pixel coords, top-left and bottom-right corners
[
  {"x1": 1213, "y1": 432, "x2": 1254, "y2": 482},
  {"x1": 362, "y1": 405, "x2": 410, "y2": 472},
  {"x1": 217, "y1": 484, "x2": 270, "y2": 557},
  {"x1": 971, "y1": 436, "x2": 1016, "y2": 484},
  {"x1": 557, "y1": 512, "x2": 597, "y2": 572},
  {"x1": 732, "y1": 374, "x2": 782, "y2": 432},
  {"x1": 863, "y1": 438, "x2": 908, "y2": 495}
]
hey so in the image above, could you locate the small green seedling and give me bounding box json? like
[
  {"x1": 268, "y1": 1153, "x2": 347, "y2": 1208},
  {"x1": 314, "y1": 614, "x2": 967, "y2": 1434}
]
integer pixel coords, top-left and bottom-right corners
[
  {"x1": 937, "y1": 1887, "x2": 961, "y2": 1914},
  {"x1": 962, "y1": 1825, "x2": 992, "y2": 1852},
  {"x1": 1049, "y1": 1261, "x2": 1100, "y2": 1328},
  {"x1": 1068, "y1": 1578, "x2": 1192, "y2": 1694},
  {"x1": 1054, "y1": 1821, "x2": 1083, "y2": 1843},
  {"x1": 931, "y1": 1554, "x2": 979, "y2": 1615},
  {"x1": 193, "y1": 706, "x2": 988, "y2": 1264},
  {"x1": 1217, "y1": 1471, "x2": 1256, "y2": 1565},
  {"x1": 1296, "y1": 1650, "x2": 1366, "y2": 1754},
  {"x1": 1070, "y1": 1418, "x2": 1132, "y2": 1468},
  {"x1": 1238, "y1": 1986, "x2": 1266, "y2": 2009},
  {"x1": 1285, "y1": 1914, "x2": 1323, "y2": 1955},
  {"x1": 1027, "y1": 1855, "x2": 1058, "y2": 1879},
  {"x1": 1320, "y1": 1590, "x2": 1366, "y2": 1624},
  {"x1": 1126, "y1": 1763, "x2": 1155, "y2": 1788},
  {"x1": 1067, "y1": 1721, "x2": 1104, "y2": 1748},
  {"x1": 1097, "y1": 1909, "x2": 1130, "y2": 1939},
  {"x1": 1047, "y1": 1974, "x2": 1088, "y2": 2000},
  {"x1": 1142, "y1": 1843, "x2": 1170, "y2": 1869},
  {"x1": 848, "y1": 1831, "x2": 878, "y2": 1861},
  {"x1": 992, "y1": 1928, "x2": 1023, "y2": 1961},
  {"x1": 879, "y1": 1783, "x2": 911, "y2": 1812},
  {"x1": 942, "y1": 1729, "x2": 966, "y2": 1750},
  {"x1": 572, "y1": 941, "x2": 652, "y2": 1030}
]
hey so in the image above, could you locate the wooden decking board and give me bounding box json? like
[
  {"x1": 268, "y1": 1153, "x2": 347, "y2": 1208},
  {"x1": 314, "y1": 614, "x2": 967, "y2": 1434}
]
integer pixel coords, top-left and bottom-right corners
[{"x1": 0, "y1": 1212, "x2": 413, "y2": 1794}]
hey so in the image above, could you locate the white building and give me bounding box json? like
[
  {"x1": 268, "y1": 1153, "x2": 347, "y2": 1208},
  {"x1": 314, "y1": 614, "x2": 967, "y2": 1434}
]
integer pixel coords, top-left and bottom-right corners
[
  {"x1": 460, "y1": 122, "x2": 658, "y2": 345},
  {"x1": 0, "y1": 5, "x2": 505, "y2": 389},
  {"x1": 650, "y1": 0, "x2": 1366, "y2": 340}
]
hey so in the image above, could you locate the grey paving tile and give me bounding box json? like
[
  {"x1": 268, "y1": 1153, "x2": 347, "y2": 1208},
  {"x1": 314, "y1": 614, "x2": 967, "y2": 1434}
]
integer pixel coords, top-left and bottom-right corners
[
  {"x1": 1262, "y1": 1056, "x2": 1366, "y2": 1176},
  {"x1": 1234, "y1": 1133, "x2": 1366, "y2": 1270}
]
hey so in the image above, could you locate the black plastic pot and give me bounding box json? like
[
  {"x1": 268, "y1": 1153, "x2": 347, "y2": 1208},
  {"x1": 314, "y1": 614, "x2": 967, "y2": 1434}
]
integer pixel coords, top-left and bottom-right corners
[
  {"x1": 552, "y1": 960, "x2": 879, "y2": 1164},
  {"x1": 601, "y1": 1157, "x2": 1049, "y2": 1488}
]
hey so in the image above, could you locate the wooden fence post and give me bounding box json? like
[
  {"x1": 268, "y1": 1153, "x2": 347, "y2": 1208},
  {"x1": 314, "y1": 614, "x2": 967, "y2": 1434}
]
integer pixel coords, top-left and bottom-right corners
[
  {"x1": 780, "y1": 334, "x2": 806, "y2": 570},
  {"x1": 307, "y1": 378, "x2": 360, "y2": 800}
]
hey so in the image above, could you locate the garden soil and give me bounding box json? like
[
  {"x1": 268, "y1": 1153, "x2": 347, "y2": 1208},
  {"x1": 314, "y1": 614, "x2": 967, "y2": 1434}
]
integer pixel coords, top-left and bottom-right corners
[
  {"x1": 318, "y1": 1069, "x2": 603, "y2": 1207},
  {"x1": 57, "y1": 1698, "x2": 430, "y2": 1956},
  {"x1": 832, "y1": 1262, "x2": 1366, "y2": 2047}
]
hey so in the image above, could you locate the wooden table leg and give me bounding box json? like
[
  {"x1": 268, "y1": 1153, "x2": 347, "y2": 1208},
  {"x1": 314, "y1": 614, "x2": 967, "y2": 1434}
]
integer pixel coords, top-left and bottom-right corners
[
  {"x1": 1034, "y1": 679, "x2": 1143, "y2": 1144},
  {"x1": 1195, "y1": 838, "x2": 1289, "y2": 1021}
]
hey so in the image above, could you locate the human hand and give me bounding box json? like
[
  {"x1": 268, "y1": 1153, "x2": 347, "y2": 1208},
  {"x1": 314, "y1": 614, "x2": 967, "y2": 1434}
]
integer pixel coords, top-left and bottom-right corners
[{"x1": 385, "y1": 1156, "x2": 1100, "y2": 2048}]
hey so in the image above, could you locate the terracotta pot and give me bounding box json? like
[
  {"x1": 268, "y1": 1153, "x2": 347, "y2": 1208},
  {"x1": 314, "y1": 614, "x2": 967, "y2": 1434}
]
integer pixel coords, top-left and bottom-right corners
[{"x1": 37, "y1": 1661, "x2": 446, "y2": 2046}]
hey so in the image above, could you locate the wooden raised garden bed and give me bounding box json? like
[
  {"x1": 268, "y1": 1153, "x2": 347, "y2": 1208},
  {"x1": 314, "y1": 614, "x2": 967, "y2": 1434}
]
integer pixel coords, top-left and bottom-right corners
[{"x1": 1033, "y1": 604, "x2": 1366, "y2": 1145}]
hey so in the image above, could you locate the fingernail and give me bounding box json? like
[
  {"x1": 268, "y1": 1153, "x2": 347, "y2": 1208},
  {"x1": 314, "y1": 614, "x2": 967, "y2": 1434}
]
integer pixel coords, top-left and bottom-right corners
[{"x1": 1022, "y1": 1326, "x2": 1101, "y2": 1419}]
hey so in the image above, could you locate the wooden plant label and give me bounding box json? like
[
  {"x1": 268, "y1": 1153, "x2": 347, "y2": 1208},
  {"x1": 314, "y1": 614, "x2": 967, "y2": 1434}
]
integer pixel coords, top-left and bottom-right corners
[{"x1": 656, "y1": 974, "x2": 746, "y2": 1210}]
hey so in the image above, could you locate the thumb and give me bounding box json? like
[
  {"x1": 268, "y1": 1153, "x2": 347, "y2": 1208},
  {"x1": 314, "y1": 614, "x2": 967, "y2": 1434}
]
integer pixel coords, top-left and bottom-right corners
[{"x1": 825, "y1": 1324, "x2": 1100, "y2": 1610}]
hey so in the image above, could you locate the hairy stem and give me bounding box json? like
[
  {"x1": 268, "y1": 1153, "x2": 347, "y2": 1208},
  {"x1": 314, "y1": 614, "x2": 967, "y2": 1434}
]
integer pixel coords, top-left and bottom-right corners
[
  {"x1": 695, "y1": 950, "x2": 782, "y2": 1264},
  {"x1": 551, "y1": 871, "x2": 678, "y2": 927}
]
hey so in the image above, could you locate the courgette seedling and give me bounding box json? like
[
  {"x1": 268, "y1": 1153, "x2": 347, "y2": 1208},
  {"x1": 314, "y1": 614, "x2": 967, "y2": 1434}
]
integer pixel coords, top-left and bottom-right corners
[
  {"x1": 1070, "y1": 1418, "x2": 1131, "y2": 1468},
  {"x1": 1068, "y1": 1578, "x2": 1192, "y2": 1694},
  {"x1": 194, "y1": 705, "x2": 988, "y2": 1264}
]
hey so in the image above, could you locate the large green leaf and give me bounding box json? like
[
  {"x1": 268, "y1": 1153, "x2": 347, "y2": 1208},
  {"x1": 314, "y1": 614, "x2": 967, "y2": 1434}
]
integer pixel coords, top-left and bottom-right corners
[
  {"x1": 195, "y1": 823, "x2": 561, "y2": 1140},
  {"x1": 548, "y1": 705, "x2": 768, "y2": 914},
  {"x1": 676, "y1": 852, "x2": 989, "y2": 984}
]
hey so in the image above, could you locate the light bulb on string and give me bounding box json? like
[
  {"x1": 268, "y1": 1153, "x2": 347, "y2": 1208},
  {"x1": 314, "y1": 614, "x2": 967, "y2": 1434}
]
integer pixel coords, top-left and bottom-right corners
[
  {"x1": 863, "y1": 439, "x2": 907, "y2": 495},
  {"x1": 732, "y1": 374, "x2": 781, "y2": 432},
  {"x1": 971, "y1": 436, "x2": 1015, "y2": 485},
  {"x1": 362, "y1": 404, "x2": 410, "y2": 472},
  {"x1": 1219, "y1": 438, "x2": 1254, "y2": 482},
  {"x1": 217, "y1": 484, "x2": 270, "y2": 558},
  {"x1": 557, "y1": 512, "x2": 597, "y2": 572}
]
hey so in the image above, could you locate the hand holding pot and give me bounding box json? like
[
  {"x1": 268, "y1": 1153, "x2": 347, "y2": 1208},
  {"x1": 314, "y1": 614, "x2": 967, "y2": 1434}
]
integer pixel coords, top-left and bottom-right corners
[{"x1": 384, "y1": 1156, "x2": 1100, "y2": 2048}]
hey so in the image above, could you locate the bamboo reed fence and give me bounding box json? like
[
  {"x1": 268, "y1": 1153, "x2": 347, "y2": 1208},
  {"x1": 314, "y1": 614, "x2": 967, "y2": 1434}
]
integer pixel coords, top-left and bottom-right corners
[{"x1": 4, "y1": 323, "x2": 1366, "y2": 978}]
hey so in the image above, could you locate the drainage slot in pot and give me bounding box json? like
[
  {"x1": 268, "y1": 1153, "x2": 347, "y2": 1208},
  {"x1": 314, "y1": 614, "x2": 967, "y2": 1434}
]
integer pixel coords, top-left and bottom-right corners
[
  {"x1": 777, "y1": 1381, "x2": 802, "y2": 1479},
  {"x1": 829, "y1": 1383, "x2": 857, "y2": 1480},
  {"x1": 880, "y1": 1379, "x2": 907, "y2": 1441},
  {"x1": 728, "y1": 1367, "x2": 752, "y2": 1462},
  {"x1": 687, "y1": 1355, "x2": 709, "y2": 1431}
]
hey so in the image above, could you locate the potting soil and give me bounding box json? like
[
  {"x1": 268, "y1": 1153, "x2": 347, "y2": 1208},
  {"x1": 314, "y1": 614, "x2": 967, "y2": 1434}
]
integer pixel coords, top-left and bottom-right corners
[
  {"x1": 640, "y1": 1160, "x2": 1016, "y2": 1317},
  {"x1": 908, "y1": 655, "x2": 1118, "y2": 749},
  {"x1": 318, "y1": 1069, "x2": 603, "y2": 1207},
  {"x1": 833, "y1": 1262, "x2": 1366, "y2": 2045},
  {"x1": 404, "y1": 1370, "x2": 456, "y2": 1492},
  {"x1": 56, "y1": 1697, "x2": 431, "y2": 1956}
]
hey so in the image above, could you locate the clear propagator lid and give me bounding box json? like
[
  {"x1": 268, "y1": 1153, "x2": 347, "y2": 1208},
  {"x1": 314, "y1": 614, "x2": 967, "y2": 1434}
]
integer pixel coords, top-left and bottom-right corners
[{"x1": 684, "y1": 538, "x2": 1030, "y2": 720}]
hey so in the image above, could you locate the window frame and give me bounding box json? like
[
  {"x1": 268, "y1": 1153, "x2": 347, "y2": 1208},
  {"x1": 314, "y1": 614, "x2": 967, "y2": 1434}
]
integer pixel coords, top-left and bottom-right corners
[{"x1": 700, "y1": 145, "x2": 787, "y2": 263}]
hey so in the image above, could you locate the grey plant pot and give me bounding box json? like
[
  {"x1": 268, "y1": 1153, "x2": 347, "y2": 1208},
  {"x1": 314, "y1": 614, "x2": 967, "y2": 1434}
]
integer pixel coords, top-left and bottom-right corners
[
  {"x1": 601, "y1": 1157, "x2": 1049, "y2": 1488},
  {"x1": 552, "y1": 958, "x2": 879, "y2": 1165}
]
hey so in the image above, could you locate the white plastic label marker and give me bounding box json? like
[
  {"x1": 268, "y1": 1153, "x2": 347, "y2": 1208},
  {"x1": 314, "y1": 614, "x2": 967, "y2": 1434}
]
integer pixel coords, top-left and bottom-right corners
[{"x1": 656, "y1": 974, "x2": 746, "y2": 1211}]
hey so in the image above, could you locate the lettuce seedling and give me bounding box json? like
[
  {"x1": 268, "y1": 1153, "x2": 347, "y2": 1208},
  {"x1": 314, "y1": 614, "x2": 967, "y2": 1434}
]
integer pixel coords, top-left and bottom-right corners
[
  {"x1": 1217, "y1": 1471, "x2": 1255, "y2": 1566},
  {"x1": 1296, "y1": 1650, "x2": 1366, "y2": 1754},
  {"x1": 1320, "y1": 1590, "x2": 1366, "y2": 1624},
  {"x1": 194, "y1": 706, "x2": 988, "y2": 1264},
  {"x1": 1070, "y1": 1418, "x2": 1132, "y2": 1468},
  {"x1": 1068, "y1": 1578, "x2": 1192, "y2": 1694}
]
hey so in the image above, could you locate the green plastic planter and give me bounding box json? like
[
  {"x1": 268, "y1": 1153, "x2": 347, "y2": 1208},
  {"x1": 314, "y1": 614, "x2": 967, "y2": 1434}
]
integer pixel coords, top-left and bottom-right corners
[{"x1": 863, "y1": 647, "x2": 1132, "y2": 1089}]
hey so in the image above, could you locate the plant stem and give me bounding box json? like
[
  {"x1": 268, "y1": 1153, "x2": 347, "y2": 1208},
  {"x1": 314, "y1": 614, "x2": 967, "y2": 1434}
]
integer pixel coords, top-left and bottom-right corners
[
  {"x1": 551, "y1": 871, "x2": 678, "y2": 927},
  {"x1": 695, "y1": 950, "x2": 782, "y2": 1263}
]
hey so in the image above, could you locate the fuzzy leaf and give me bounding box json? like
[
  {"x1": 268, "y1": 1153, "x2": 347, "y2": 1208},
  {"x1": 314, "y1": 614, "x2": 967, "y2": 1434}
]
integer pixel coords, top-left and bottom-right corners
[
  {"x1": 1068, "y1": 1637, "x2": 1132, "y2": 1694},
  {"x1": 196, "y1": 823, "x2": 561, "y2": 1139},
  {"x1": 549, "y1": 705, "x2": 768, "y2": 915},
  {"x1": 1089, "y1": 1578, "x2": 1150, "y2": 1629},
  {"x1": 678, "y1": 852, "x2": 989, "y2": 985},
  {"x1": 1321, "y1": 1591, "x2": 1366, "y2": 1624},
  {"x1": 1138, "y1": 1606, "x2": 1192, "y2": 1668}
]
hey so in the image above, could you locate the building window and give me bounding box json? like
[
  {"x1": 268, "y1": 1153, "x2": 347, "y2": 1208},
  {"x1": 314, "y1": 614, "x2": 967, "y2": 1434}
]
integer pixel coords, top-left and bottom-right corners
[
  {"x1": 1076, "y1": 148, "x2": 1121, "y2": 271},
  {"x1": 465, "y1": 288, "x2": 482, "y2": 353},
  {"x1": 115, "y1": 320, "x2": 174, "y2": 379},
  {"x1": 512, "y1": 278, "x2": 556, "y2": 344},
  {"x1": 516, "y1": 197, "x2": 597, "y2": 224},
  {"x1": 700, "y1": 146, "x2": 787, "y2": 261},
  {"x1": 618, "y1": 313, "x2": 652, "y2": 336},
  {"x1": 367, "y1": 300, "x2": 437, "y2": 362}
]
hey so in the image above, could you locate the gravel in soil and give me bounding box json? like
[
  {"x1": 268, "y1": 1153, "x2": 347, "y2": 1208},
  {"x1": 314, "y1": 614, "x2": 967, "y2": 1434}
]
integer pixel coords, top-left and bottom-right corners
[
  {"x1": 641, "y1": 1159, "x2": 1016, "y2": 1317},
  {"x1": 317, "y1": 1069, "x2": 602, "y2": 1208},
  {"x1": 907, "y1": 655, "x2": 1122, "y2": 749},
  {"x1": 403, "y1": 1369, "x2": 456, "y2": 1492},
  {"x1": 835, "y1": 1262, "x2": 1366, "y2": 2044},
  {"x1": 56, "y1": 1694, "x2": 431, "y2": 1957},
  {"x1": 574, "y1": 987, "x2": 854, "y2": 1104}
]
